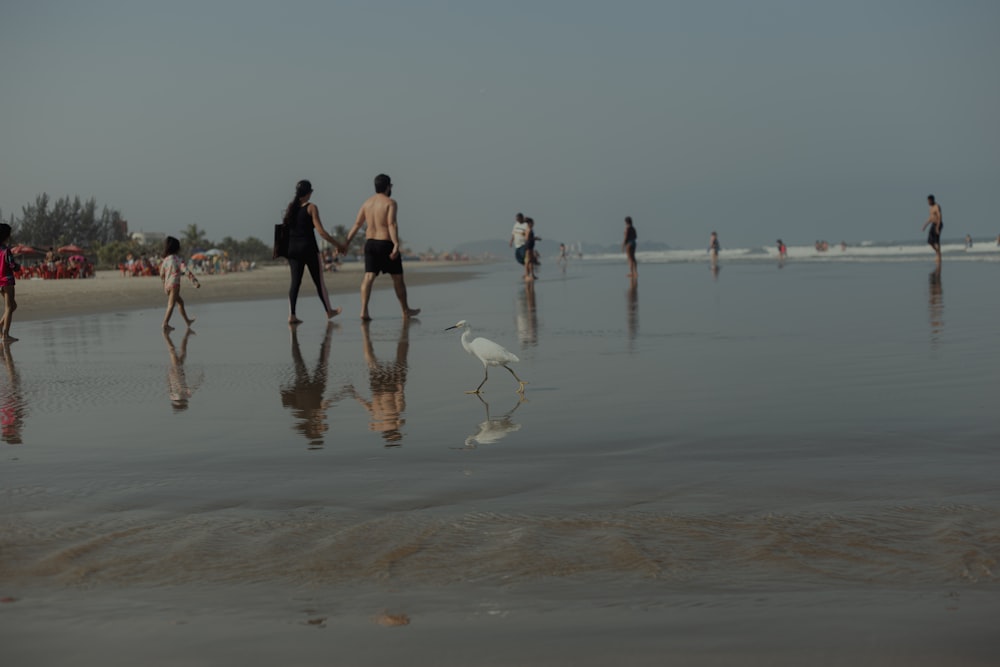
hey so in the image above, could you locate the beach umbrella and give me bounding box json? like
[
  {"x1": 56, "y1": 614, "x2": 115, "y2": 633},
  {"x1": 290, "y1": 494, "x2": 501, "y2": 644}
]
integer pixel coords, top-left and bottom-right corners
[
  {"x1": 58, "y1": 244, "x2": 85, "y2": 254},
  {"x1": 11, "y1": 244, "x2": 43, "y2": 256},
  {"x1": 191, "y1": 253, "x2": 208, "y2": 260},
  {"x1": 205, "y1": 248, "x2": 224, "y2": 256}
]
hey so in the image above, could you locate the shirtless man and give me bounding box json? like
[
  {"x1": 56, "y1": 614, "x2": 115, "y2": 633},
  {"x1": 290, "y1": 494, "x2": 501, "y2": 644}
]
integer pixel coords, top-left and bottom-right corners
[
  {"x1": 343, "y1": 174, "x2": 420, "y2": 321},
  {"x1": 921, "y1": 194, "x2": 943, "y2": 265}
]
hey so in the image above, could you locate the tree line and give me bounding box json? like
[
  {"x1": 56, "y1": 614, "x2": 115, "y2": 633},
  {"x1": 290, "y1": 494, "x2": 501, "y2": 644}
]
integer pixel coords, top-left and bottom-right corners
[{"x1": 2, "y1": 194, "x2": 276, "y2": 270}]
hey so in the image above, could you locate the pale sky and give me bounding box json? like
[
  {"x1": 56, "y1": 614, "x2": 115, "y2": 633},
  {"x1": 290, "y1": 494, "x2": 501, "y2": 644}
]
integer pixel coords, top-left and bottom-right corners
[{"x1": 2, "y1": 0, "x2": 998, "y2": 251}]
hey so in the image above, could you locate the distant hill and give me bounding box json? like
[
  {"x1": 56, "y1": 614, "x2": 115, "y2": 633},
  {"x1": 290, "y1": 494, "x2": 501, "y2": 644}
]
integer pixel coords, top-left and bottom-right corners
[{"x1": 452, "y1": 239, "x2": 670, "y2": 257}]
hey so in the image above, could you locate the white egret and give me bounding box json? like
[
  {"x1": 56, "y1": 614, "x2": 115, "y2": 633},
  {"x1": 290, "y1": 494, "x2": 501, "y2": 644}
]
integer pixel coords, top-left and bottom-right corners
[{"x1": 445, "y1": 320, "x2": 527, "y2": 394}]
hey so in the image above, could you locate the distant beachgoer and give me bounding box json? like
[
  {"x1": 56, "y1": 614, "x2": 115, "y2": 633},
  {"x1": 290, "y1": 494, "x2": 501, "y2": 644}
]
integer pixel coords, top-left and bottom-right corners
[
  {"x1": 776, "y1": 239, "x2": 787, "y2": 259},
  {"x1": 342, "y1": 173, "x2": 420, "y2": 320},
  {"x1": 965, "y1": 234, "x2": 973, "y2": 249},
  {"x1": 623, "y1": 216, "x2": 638, "y2": 279},
  {"x1": 510, "y1": 213, "x2": 528, "y2": 267},
  {"x1": 524, "y1": 218, "x2": 541, "y2": 281},
  {"x1": 282, "y1": 179, "x2": 343, "y2": 324},
  {"x1": 840, "y1": 241, "x2": 847, "y2": 251},
  {"x1": 921, "y1": 194, "x2": 943, "y2": 264},
  {"x1": 709, "y1": 231, "x2": 720, "y2": 263},
  {"x1": 0, "y1": 224, "x2": 19, "y2": 342},
  {"x1": 558, "y1": 243, "x2": 568, "y2": 267},
  {"x1": 159, "y1": 235, "x2": 200, "y2": 331}
]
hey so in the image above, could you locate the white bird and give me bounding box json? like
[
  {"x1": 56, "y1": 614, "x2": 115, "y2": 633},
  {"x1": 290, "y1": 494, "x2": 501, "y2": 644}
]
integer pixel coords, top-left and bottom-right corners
[{"x1": 445, "y1": 320, "x2": 527, "y2": 394}]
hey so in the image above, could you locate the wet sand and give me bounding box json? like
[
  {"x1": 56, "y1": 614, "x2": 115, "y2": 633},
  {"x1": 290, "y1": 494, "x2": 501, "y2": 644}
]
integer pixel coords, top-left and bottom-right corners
[
  {"x1": 12, "y1": 261, "x2": 483, "y2": 323},
  {"x1": 2, "y1": 260, "x2": 998, "y2": 666}
]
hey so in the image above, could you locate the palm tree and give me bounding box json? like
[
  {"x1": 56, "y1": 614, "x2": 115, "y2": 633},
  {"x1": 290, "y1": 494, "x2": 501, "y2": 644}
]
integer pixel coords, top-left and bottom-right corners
[{"x1": 182, "y1": 224, "x2": 209, "y2": 250}]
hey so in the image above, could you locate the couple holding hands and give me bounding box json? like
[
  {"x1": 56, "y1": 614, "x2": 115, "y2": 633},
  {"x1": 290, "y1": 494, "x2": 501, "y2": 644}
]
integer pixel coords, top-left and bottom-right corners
[{"x1": 283, "y1": 174, "x2": 419, "y2": 324}]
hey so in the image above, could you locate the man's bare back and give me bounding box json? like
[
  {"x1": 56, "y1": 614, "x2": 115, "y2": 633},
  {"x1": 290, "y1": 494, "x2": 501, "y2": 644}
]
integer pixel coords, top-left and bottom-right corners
[
  {"x1": 357, "y1": 193, "x2": 399, "y2": 255},
  {"x1": 343, "y1": 174, "x2": 419, "y2": 320}
]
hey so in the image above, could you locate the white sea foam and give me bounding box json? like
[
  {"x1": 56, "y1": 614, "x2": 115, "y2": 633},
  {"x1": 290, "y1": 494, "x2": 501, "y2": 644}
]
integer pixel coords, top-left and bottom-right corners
[{"x1": 582, "y1": 241, "x2": 1000, "y2": 264}]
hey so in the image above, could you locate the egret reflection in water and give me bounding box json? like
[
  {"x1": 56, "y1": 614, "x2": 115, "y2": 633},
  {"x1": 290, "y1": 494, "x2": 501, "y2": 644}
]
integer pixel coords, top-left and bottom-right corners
[{"x1": 462, "y1": 393, "x2": 524, "y2": 448}]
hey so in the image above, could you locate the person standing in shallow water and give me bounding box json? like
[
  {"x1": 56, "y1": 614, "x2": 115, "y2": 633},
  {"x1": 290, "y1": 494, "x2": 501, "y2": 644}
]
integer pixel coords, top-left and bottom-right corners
[
  {"x1": 342, "y1": 174, "x2": 420, "y2": 321},
  {"x1": 283, "y1": 180, "x2": 342, "y2": 324},
  {"x1": 510, "y1": 213, "x2": 528, "y2": 270},
  {"x1": 622, "y1": 216, "x2": 638, "y2": 280},
  {"x1": 921, "y1": 194, "x2": 943, "y2": 266}
]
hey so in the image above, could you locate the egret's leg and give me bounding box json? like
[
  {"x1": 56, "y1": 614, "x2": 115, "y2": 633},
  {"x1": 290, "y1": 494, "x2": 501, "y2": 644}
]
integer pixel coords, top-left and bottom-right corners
[
  {"x1": 466, "y1": 366, "x2": 489, "y2": 394},
  {"x1": 503, "y1": 364, "x2": 527, "y2": 393}
]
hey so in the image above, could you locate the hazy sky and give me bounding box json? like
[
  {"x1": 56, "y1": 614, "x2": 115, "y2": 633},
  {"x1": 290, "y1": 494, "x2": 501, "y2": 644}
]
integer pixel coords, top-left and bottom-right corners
[{"x1": 2, "y1": 1, "x2": 998, "y2": 251}]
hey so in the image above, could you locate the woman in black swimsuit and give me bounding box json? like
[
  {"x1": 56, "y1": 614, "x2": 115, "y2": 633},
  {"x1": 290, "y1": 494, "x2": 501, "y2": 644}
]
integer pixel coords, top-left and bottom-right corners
[{"x1": 281, "y1": 180, "x2": 342, "y2": 324}]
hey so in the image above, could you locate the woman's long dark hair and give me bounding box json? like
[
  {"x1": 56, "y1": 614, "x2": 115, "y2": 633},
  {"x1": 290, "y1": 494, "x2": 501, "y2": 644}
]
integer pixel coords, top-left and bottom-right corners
[{"x1": 283, "y1": 180, "x2": 313, "y2": 226}]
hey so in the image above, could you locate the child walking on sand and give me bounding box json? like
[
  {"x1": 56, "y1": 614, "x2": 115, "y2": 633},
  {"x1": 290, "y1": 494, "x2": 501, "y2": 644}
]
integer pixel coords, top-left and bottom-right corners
[
  {"x1": 160, "y1": 236, "x2": 200, "y2": 330},
  {"x1": 0, "y1": 224, "x2": 19, "y2": 342}
]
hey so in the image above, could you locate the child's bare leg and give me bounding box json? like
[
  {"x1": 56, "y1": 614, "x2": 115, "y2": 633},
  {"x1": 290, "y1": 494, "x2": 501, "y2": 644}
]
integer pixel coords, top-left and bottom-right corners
[
  {"x1": 2, "y1": 288, "x2": 18, "y2": 340},
  {"x1": 163, "y1": 288, "x2": 178, "y2": 330},
  {"x1": 175, "y1": 293, "x2": 195, "y2": 327}
]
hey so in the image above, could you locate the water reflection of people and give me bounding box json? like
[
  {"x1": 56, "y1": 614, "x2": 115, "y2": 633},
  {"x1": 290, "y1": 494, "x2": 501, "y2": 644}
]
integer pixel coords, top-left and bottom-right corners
[
  {"x1": 164, "y1": 329, "x2": 203, "y2": 413},
  {"x1": 928, "y1": 266, "x2": 944, "y2": 345},
  {"x1": 516, "y1": 282, "x2": 538, "y2": 348},
  {"x1": 463, "y1": 394, "x2": 523, "y2": 448},
  {"x1": 626, "y1": 282, "x2": 638, "y2": 351},
  {"x1": 280, "y1": 322, "x2": 338, "y2": 448},
  {"x1": 0, "y1": 341, "x2": 26, "y2": 444},
  {"x1": 348, "y1": 319, "x2": 410, "y2": 446}
]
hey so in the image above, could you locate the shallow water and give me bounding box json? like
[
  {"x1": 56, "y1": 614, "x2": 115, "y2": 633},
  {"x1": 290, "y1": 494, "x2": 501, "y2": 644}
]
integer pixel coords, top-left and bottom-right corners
[{"x1": 2, "y1": 259, "x2": 998, "y2": 664}]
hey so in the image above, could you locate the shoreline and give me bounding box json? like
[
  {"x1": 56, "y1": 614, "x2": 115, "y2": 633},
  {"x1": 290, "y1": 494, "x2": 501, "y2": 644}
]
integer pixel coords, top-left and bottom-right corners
[{"x1": 11, "y1": 261, "x2": 486, "y2": 323}]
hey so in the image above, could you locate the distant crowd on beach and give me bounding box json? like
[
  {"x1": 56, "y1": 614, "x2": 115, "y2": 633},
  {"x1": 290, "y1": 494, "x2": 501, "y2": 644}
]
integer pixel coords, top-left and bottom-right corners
[{"x1": 120, "y1": 252, "x2": 256, "y2": 278}]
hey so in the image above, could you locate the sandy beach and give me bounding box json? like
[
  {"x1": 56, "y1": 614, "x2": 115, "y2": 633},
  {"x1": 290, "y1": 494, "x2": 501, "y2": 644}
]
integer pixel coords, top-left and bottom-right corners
[{"x1": 12, "y1": 261, "x2": 482, "y2": 323}]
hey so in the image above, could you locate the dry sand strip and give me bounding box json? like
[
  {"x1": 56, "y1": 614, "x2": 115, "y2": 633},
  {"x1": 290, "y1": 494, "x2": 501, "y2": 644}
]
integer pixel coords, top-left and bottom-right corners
[{"x1": 12, "y1": 262, "x2": 484, "y2": 322}]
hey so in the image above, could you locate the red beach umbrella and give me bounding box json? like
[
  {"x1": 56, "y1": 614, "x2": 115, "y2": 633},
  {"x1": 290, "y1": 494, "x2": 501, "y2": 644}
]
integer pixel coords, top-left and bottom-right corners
[
  {"x1": 57, "y1": 244, "x2": 85, "y2": 254},
  {"x1": 11, "y1": 244, "x2": 43, "y2": 256}
]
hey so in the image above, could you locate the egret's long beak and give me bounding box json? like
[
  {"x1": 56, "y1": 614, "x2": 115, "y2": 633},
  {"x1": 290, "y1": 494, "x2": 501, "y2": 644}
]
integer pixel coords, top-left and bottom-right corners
[{"x1": 445, "y1": 325, "x2": 458, "y2": 331}]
